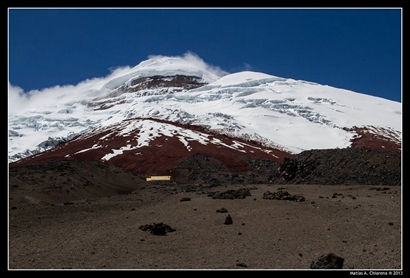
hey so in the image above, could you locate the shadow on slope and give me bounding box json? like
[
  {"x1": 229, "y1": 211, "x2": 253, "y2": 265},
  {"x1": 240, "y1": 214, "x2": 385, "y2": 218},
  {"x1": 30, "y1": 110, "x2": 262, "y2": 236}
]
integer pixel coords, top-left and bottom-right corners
[{"x1": 9, "y1": 160, "x2": 146, "y2": 206}]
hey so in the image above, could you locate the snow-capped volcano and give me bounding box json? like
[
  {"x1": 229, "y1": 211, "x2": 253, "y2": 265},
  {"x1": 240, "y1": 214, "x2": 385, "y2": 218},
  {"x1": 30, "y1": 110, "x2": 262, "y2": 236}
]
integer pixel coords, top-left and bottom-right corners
[
  {"x1": 102, "y1": 53, "x2": 227, "y2": 90},
  {"x1": 8, "y1": 53, "x2": 401, "y2": 165}
]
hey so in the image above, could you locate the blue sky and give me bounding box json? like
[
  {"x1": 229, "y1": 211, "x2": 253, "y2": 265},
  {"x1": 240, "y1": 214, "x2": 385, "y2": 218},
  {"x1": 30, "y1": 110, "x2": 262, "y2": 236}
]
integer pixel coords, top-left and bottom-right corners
[{"x1": 8, "y1": 8, "x2": 401, "y2": 102}]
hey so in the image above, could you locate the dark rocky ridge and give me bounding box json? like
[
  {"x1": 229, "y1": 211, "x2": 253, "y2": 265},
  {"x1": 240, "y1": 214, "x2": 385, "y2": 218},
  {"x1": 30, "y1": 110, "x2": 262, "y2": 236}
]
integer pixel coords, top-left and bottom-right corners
[
  {"x1": 127, "y1": 75, "x2": 206, "y2": 91},
  {"x1": 87, "y1": 75, "x2": 207, "y2": 111},
  {"x1": 102, "y1": 75, "x2": 206, "y2": 100},
  {"x1": 277, "y1": 148, "x2": 401, "y2": 185},
  {"x1": 9, "y1": 147, "x2": 400, "y2": 199},
  {"x1": 169, "y1": 147, "x2": 400, "y2": 186}
]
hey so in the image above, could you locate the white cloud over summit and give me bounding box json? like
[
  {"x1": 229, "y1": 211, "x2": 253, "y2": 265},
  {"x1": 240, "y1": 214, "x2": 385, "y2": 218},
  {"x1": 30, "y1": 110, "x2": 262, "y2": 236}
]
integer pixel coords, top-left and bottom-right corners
[
  {"x1": 8, "y1": 52, "x2": 228, "y2": 115},
  {"x1": 147, "y1": 51, "x2": 228, "y2": 78}
]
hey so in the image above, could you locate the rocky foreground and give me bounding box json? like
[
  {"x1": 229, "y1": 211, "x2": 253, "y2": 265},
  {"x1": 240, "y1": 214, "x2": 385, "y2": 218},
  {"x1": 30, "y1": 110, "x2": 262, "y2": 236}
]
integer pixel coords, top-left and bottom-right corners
[{"x1": 9, "y1": 167, "x2": 401, "y2": 269}]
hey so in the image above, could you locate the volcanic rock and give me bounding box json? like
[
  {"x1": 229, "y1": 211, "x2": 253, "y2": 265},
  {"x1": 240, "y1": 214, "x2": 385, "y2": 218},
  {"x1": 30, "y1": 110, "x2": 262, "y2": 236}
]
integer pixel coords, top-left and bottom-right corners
[
  {"x1": 263, "y1": 190, "x2": 305, "y2": 202},
  {"x1": 236, "y1": 262, "x2": 248, "y2": 268},
  {"x1": 210, "y1": 188, "x2": 251, "y2": 199},
  {"x1": 310, "y1": 253, "x2": 344, "y2": 269},
  {"x1": 224, "y1": 214, "x2": 233, "y2": 225},
  {"x1": 216, "y1": 208, "x2": 228, "y2": 213},
  {"x1": 332, "y1": 193, "x2": 343, "y2": 199},
  {"x1": 139, "y1": 223, "x2": 176, "y2": 236}
]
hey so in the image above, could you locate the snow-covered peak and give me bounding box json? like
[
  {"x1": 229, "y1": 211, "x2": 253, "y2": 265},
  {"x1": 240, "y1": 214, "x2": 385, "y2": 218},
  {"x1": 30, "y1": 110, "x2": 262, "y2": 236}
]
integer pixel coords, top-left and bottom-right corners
[
  {"x1": 102, "y1": 52, "x2": 228, "y2": 90},
  {"x1": 8, "y1": 54, "x2": 401, "y2": 163},
  {"x1": 211, "y1": 71, "x2": 283, "y2": 86}
]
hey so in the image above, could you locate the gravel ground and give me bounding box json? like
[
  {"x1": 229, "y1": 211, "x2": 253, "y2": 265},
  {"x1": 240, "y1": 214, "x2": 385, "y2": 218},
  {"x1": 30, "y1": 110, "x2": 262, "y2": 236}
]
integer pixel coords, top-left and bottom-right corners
[{"x1": 9, "y1": 183, "x2": 401, "y2": 270}]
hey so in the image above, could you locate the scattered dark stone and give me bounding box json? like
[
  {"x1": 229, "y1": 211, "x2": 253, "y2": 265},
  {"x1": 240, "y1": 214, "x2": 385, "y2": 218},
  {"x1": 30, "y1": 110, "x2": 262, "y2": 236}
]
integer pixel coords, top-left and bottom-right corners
[
  {"x1": 211, "y1": 188, "x2": 251, "y2": 199},
  {"x1": 319, "y1": 196, "x2": 324, "y2": 199},
  {"x1": 263, "y1": 190, "x2": 305, "y2": 202},
  {"x1": 241, "y1": 223, "x2": 245, "y2": 226},
  {"x1": 236, "y1": 262, "x2": 248, "y2": 268},
  {"x1": 332, "y1": 193, "x2": 343, "y2": 199},
  {"x1": 310, "y1": 253, "x2": 344, "y2": 269},
  {"x1": 299, "y1": 253, "x2": 303, "y2": 257},
  {"x1": 193, "y1": 208, "x2": 197, "y2": 211},
  {"x1": 90, "y1": 251, "x2": 95, "y2": 255},
  {"x1": 238, "y1": 232, "x2": 242, "y2": 235},
  {"x1": 139, "y1": 223, "x2": 176, "y2": 236},
  {"x1": 370, "y1": 187, "x2": 391, "y2": 191},
  {"x1": 63, "y1": 202, "x2": 74, "y2": 206},
  {"x1": 140, "y1": 239, "x2": 145, "y2": 241},
  {"x1": 342, "y1": 240, "x2": 347, "y2": 243},
  {"x1": 311, "y1": 201, "x2": 316, "y2": 204},
  {"x1": 10, "y1": 207, "x2": 17, "y2": 210},
  {"x1": 180, "y1": 197, "x2": 191, "y2": 202},
  {"x1": 388, "y1": 222, "x2": 394, "y2": 226},
  {"x1": 131, "y1": 208, "x2": 135, "y2": 211},
  {"x1": 224, "y1": 214, "x2": 233, "y2": 225},
  {"x1": 216, "y1": 208, "x2": 228, "y2": 213}
]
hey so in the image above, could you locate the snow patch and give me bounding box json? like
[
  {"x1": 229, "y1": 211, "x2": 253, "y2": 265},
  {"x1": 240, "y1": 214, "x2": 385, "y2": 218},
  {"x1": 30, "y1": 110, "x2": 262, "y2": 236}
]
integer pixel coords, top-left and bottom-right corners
[
  {"x1": 75, "y1": 144, "x2": 102, "y2": 154},
  {"x1": 101, "y1": 144, "x2": 137, "y2": 161}
]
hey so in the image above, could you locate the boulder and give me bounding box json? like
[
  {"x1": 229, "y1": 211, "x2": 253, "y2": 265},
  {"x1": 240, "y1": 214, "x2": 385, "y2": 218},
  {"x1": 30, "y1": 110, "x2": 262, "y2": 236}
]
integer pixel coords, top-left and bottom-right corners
[
  {"x1": 210, "y1": 188, "x2": 251, "y2": 199},
  {"x1": 263, "y1": 190, "x2": 305, "y2": 202},
  {"x1": 216, "y1": 208, "x2": 228, "y2": 213},
  {"x1": 224, "y1": 214, "x2": 233, "y2": 225},
  {"x1": 139, "y1": 223, "x2": 176, "y2": 236},
  {"x1": 310, "y1": 253, "x2": 344, "y2": 269}
]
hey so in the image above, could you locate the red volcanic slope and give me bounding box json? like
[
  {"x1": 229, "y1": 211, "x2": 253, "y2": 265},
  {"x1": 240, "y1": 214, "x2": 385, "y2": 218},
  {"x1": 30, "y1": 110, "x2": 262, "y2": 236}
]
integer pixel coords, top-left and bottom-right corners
[
  {"x1": 10, "y1": 118, "x2": 290, "y2": 175},
  {"x1": 348, "y1": 126, "x2": 401, "y2": 151}
]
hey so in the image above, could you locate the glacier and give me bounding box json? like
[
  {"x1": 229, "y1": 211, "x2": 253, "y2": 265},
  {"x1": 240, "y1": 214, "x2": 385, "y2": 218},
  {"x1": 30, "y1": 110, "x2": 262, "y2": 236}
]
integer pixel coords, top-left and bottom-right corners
[{"x1": 8, "y1": 54, "x2": 402, "y2": 162}]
